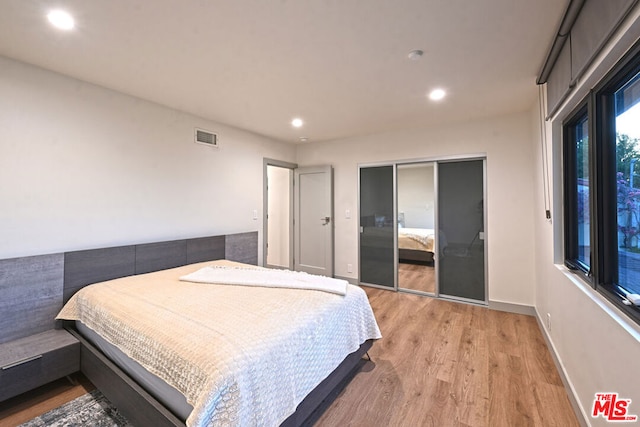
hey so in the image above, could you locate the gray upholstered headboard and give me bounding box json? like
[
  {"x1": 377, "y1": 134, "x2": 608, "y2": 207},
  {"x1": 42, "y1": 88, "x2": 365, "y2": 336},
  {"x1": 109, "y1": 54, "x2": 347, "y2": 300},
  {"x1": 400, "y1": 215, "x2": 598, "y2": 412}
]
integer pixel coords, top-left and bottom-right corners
[{"x1": 0, "y1": 231, "x2": 258, "y2": 344}]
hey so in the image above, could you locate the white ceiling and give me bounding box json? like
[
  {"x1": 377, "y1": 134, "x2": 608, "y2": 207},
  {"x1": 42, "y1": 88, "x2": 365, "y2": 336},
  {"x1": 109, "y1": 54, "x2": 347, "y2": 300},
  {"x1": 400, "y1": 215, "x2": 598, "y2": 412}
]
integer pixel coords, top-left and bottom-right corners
[{"x1": 0, "y1": 0, "x2": 567, "y2": 143}]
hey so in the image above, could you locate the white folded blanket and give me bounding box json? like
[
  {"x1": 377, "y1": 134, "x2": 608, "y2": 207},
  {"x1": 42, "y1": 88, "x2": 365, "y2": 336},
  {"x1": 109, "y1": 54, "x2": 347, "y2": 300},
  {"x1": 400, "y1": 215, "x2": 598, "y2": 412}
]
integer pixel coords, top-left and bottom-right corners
[{"x1": 180, "y1": 265, "x2": 348, "y2": 296}]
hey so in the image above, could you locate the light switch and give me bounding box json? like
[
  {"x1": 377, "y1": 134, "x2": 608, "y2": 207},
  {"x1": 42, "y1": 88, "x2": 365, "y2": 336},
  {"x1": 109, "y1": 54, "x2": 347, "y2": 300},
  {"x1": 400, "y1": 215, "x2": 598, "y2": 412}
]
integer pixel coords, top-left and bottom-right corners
[
  {"x1": 253, "y1": 209, "x2": 258, "y2": 220},
  {"x1": 345, "y1": 209, "x2": 351, "y2": 219}
]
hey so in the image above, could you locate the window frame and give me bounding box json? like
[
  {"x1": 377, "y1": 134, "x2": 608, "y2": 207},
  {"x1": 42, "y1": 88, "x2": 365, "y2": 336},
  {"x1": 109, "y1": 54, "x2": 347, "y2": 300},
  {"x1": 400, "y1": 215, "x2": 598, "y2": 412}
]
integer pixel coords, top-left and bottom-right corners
[
  {"x1": 563, "y1": 38, "x2": 640, "y2": 325},
  {"x1": 563, "y1": 103, "x2": 591, "y2": 281}
]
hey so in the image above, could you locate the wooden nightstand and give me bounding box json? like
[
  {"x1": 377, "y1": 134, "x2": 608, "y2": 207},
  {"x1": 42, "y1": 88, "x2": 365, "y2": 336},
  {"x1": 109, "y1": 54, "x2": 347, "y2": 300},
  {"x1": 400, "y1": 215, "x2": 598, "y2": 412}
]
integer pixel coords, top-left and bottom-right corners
[{"x1": 0, "y1": 329, "x2": 80, "y2": 402}]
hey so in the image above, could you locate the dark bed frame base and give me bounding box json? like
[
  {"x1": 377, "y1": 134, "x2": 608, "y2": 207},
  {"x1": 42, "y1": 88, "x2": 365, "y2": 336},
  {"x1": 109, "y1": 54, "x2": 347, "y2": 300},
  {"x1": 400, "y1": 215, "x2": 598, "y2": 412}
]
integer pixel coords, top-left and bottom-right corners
[
  {"x1": 281, "y1": 340, "x2": 373, "y2": 427},
  {"x1": 67, "y1": 326, "x2": 184, "y2": 426},
  {"x1": 66, "y1": 325, "x2": 372, "y2": 427},
  {"x1": 399, "y1": 248, "x2": 434, "y2": 265}
]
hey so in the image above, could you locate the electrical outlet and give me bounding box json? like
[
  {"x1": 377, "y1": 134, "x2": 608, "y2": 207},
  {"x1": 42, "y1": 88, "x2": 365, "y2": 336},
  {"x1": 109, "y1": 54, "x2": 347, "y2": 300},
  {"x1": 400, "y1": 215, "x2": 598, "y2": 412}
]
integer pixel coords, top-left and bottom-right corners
[
  {"x1": 547, "y1": 313, "x2": 551, "y2": 332},
  {"x1": 347, "y1": 263, "x2": 353, "y2": 273}
]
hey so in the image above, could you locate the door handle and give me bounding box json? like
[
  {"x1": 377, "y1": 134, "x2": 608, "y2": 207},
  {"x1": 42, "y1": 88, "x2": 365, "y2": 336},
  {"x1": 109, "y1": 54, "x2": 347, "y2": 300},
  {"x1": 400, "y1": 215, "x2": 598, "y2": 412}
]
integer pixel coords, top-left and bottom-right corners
[{"x1": 321, "y1": 216, "x2": 331, "y2": 225}]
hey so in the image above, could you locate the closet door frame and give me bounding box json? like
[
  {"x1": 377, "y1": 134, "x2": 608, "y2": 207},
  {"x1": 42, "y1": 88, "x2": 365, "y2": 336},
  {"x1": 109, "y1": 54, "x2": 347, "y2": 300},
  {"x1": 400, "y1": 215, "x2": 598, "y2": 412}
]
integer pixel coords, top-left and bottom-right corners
[{"x1": 358, "y1": 154, "x2": 487, "y2": 305}]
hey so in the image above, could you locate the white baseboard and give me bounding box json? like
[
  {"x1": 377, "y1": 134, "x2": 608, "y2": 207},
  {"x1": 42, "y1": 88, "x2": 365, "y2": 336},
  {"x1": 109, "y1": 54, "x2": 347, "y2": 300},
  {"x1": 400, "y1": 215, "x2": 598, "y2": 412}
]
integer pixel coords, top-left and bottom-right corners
[
  {"x1": 488, "y1": 300, "x2": 537, "y2": 316},
  {"x1": 335, "y1": 275, "x2": 358, "y2": 285},
  {"x1": 534, "y1": 309, "x2": 590, "y2": 427}
]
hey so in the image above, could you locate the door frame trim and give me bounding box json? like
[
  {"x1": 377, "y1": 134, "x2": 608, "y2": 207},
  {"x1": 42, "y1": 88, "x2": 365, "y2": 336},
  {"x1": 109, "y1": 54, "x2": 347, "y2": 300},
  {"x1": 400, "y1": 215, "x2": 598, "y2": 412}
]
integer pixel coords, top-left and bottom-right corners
[{"x1": 263, "y1": 158, "x2": 297, "y2": 269}]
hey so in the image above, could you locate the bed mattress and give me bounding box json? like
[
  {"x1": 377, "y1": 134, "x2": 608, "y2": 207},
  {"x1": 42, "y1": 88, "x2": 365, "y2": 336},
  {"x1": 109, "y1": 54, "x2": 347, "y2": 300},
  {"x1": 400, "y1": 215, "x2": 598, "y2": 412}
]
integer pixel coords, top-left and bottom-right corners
[{"x1": 57, "y1": 260, "x2": 381, "y2": 427}]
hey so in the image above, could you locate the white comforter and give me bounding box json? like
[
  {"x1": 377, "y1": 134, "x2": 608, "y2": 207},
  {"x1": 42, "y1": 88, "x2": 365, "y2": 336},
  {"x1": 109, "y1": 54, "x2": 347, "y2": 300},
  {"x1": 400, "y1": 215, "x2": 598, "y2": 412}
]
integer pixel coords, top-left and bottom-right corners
[
  {"x1": 57, "y1": 260, "x2": 381, "y2": 427},
  {"x1": 180, "y1": 265, "x2": 348, "y2": 295}
]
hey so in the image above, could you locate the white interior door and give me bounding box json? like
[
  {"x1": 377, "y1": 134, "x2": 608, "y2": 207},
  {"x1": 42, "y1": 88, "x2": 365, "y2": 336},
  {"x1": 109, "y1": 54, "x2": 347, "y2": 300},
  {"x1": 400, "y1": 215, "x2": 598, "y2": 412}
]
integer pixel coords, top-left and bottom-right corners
[{"x1": 294, "y1": 165, "x2": 334, "y2": 276}]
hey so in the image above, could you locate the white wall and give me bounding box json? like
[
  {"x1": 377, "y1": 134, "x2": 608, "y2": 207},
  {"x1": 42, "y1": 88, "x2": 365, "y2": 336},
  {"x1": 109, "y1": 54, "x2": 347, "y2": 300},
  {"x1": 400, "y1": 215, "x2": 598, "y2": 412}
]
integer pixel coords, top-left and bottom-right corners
[
  {"x1": 296, "y1": 111, "x2": 537, "y2": 305},
  {"x1": 0, "y1": 56, "x2": 295, "y2": 260},
  {"x1": 397, "y1": 164, "x2": 435, "y2": 229},
  {"x1": 532, "y1": 7, "x2": 640, "y2": 425}
]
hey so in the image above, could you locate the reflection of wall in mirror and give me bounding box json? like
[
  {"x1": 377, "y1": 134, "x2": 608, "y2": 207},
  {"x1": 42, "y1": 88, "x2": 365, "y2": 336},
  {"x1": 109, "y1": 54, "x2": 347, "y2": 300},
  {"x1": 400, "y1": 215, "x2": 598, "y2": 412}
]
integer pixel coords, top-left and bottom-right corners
[{"x1": 397, "y1": 164, "x2": 435, "y2": 229}]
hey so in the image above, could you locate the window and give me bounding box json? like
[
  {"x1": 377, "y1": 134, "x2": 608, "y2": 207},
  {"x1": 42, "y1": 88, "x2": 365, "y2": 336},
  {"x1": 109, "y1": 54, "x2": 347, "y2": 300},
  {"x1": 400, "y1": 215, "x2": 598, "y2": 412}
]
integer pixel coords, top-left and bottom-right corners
[
  {"x1": 564, "y1": 40, "x2": 640, "y2": 324},
  {"x1": 614, "y1": 71, "x2": 640, "y2": 298}
]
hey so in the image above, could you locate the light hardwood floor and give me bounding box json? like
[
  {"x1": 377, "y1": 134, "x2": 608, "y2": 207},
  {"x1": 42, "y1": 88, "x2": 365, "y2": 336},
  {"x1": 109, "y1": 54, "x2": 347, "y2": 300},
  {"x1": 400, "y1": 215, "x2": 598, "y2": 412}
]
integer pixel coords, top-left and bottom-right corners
[
  {"x1": 0, "y1": 374, "x2": 93, "y2": 427},
  {"x1": 398, "y1": 262, "x2": 435, "y2": 293},
  {"x1": 315, "y1": 288, "x2": 580, "y2": 427},
  {"x1": 1, "y1": 289, "x2": 579, "y2": 427}
]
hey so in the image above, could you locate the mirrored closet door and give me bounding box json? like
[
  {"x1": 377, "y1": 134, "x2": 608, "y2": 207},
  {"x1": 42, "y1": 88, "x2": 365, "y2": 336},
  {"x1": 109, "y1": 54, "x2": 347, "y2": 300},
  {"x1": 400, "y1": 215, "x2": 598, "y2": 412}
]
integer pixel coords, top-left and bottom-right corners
[{"x1": 397, "y1": 163, "x2": 436, "y2": 295}]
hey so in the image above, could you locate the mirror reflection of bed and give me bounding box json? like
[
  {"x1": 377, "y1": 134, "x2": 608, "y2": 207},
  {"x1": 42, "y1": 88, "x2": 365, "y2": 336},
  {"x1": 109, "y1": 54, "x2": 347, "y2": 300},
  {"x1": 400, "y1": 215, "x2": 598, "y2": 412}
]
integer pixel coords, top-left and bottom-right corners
[{"x1": 397, "y1": 163, "x2": 436, "y2": 294}]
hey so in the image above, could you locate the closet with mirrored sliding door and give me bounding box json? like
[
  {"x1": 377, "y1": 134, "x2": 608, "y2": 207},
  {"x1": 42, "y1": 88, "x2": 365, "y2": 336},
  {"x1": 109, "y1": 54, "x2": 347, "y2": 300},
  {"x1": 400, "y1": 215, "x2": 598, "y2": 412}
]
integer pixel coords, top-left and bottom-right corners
[{"x1": 358, "y1": 157, "x2": 487, "y2": 304}]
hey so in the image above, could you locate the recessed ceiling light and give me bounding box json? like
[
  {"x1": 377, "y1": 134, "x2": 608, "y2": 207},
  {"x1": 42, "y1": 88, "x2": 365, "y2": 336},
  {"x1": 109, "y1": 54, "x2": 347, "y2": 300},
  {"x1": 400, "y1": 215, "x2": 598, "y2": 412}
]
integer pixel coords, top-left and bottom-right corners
[
  {"x1": 291, "y1": 118, "x2": 303, "y2": 128},
  {"x1": 47, "y1": 9, "x2": 75, "y2": 30},
  {"x1": 408, "y1": 49, "x2": 423, "y2": 60},
  {"x1": 429, "y1": 89, "x2": 446, "y2": 101},
  {"x1": 299, "y1": 137, "x2": 309, "y2": 143}
]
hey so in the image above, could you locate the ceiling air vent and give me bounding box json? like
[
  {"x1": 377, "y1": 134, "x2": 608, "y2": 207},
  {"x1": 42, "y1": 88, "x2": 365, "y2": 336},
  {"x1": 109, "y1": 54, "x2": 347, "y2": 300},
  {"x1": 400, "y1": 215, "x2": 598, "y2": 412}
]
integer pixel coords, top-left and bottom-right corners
[{"x1": 195, "y1": 128, "x2": 218, "y2": 148}]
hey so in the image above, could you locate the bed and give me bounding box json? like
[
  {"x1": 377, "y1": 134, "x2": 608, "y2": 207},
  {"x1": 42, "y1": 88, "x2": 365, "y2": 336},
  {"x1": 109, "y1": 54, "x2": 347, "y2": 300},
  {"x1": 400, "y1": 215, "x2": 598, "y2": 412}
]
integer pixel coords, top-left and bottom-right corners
[
  {"x1": 398, "y1": 227, "x2": 435, "y2": 264},
  {"x1": 56, "y1": 255, "x2": 381, "y2": 427}
]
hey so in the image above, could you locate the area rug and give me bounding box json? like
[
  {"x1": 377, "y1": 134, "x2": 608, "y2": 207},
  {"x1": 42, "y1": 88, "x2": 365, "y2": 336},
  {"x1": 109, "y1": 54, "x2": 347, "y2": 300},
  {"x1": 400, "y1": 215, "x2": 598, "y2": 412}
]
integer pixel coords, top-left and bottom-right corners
[{"x1": 19, "y1": 389, "x2": 131, "y2": 427}]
